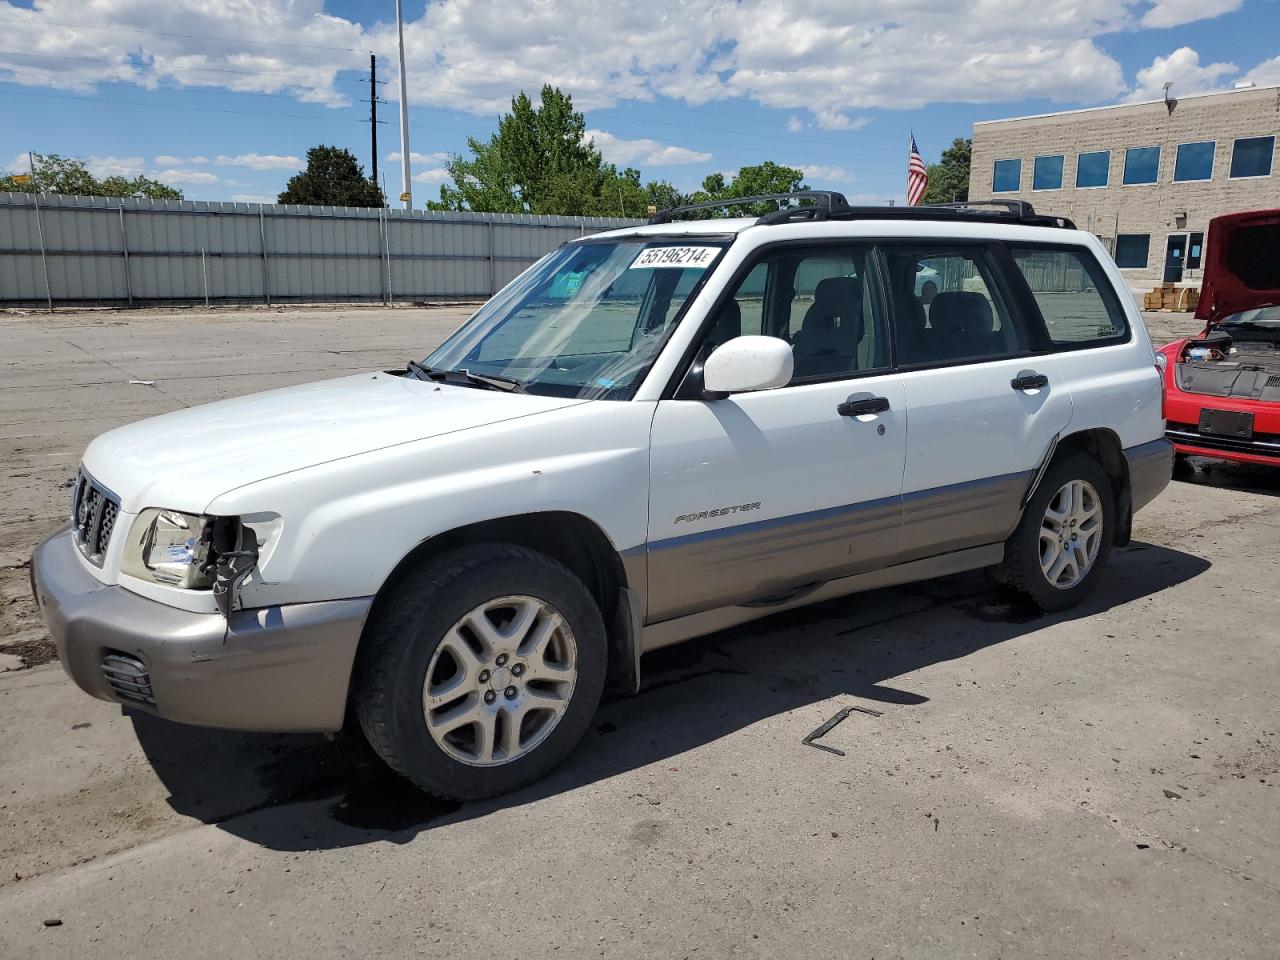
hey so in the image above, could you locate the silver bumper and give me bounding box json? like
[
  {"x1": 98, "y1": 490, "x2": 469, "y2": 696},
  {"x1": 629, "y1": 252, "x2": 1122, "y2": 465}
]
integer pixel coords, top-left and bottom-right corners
[
  {"x1": 1126, "y1": 438, "x2": 1175, "y2": 513},
  {"x1": 30, "y1": 528, "x2": 372, "y2": 733}
]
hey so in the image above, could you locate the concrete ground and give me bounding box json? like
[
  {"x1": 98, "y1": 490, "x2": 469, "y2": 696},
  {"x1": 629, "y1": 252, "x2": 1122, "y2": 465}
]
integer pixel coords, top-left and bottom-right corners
[{"x1": 3, "y1": 304, "x2": 1278, "y2": 959}]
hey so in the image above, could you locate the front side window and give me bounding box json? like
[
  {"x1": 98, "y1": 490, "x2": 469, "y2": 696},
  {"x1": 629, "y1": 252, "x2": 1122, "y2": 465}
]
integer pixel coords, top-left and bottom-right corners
[
  {"x1": 424, "y1": 238, "x2": 727, "y2": 399},
  {"x1": 1076, "y1": 150, "x2": 1110, "y2": 188},
  {"x1": 1230, "y1": 136, "x2": 1275, "y2": 178},
  {"x1": 1123, "y1": 146, "x2": 1161, "y2": 185},
  {"x1": 992, "y1": 158, "x2": 1021, "y2": 192},
  {"x1": 1009, "y1": 246, "x2": 1128, "y2": 348},
  {"x1": 1033, "y1": 155, "x2": 1064, "y2": 190},
  {"x1": 1113, "y1": 234, "x2": 1150, "y2": 268},
  {"x1": 1174, "y1": 141, "x2": 1215, "y2": 182},
  {"x1": 707, "y1": 244, "x2": 889, "y2": 382},
  {"x1": 881, "y1": 246, "x2": 1027, "y2": 366}
]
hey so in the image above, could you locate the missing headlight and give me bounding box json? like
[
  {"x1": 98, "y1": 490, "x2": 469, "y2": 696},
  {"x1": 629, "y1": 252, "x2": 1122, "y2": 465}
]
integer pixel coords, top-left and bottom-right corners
[{"x1": 208, "y1": 517, "x2": 259, "y2": 617}]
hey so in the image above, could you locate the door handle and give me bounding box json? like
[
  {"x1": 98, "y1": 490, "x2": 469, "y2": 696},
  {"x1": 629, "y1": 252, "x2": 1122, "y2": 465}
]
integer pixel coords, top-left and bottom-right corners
[
  {"x1": 837, "y1": 393, "x2": 890, "y2": 417},
  {"x1": 1010, "y1": 370, "x2": 1049, "y2": 391}
]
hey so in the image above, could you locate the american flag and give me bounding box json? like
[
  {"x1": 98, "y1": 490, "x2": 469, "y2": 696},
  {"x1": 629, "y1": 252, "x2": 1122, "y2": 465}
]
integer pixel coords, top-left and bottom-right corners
[{"x1": 907, "y1": 134, "x2": 928, "y2": 206}]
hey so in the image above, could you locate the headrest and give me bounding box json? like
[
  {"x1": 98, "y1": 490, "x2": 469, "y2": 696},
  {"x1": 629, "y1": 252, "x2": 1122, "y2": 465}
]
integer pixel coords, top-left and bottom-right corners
[
  {"x1": 929, "y1": 291, "x2": 993, "y2": 335},
  {"x1": 813, "y1": 276, "x2": 861, "y2": 311}
]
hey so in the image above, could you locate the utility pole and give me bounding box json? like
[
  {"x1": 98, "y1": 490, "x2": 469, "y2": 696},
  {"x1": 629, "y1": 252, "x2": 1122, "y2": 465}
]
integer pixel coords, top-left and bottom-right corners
[
  {"x1": 395, "y1": 0, "x2": 412, "y2": 210},
  {"x1": 370, "y1": 54, "x2": 378, "y2": 187}
]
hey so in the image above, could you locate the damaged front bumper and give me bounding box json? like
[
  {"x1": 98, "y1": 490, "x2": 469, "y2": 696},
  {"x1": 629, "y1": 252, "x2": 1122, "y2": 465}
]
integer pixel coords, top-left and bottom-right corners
[{"x1": 30, "y1": 528, "x2": 372, "y2": 733}]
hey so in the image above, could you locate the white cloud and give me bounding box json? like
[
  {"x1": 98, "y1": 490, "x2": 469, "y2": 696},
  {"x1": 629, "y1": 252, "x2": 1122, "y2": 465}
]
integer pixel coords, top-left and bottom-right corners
[
  {"x1": 1240, "y1": 56, "x2": 1280, "y2": 88},
  {"x1": 1128, "y1": 47, "x2": 1238, "y2": 101},
  {"x1": 230, "y1": 193, "x2": 277, "y2": 204},
  {"x1": 786, "y1": 115, "x2": 804, "y2": 134},
  {"x1": 388, "y1": 151, "x2": 450, "y2": 164},
  {"x1": 412, "y1": 168, "x2": 451, "y2": 184},
  {"x1": 154, "y1": 168, "x2": 220, "y2": 185},
  {"x1": 88, "y1": 156, "x2": 146, "y2": 177},
  {"x1": 0, "y1": 0, "x2": 1144, "y2": 136},
  {"x1": 584, "y1": 130, "x2": 711, "y2": 166},
  {"x1": 800, "y1": 164, "x2": 854, "y2": 183},
  {"x1": 812, "y1": 110, "x2": 866, "y2": 132},
  {"x1": 1141, "y1": 0, "x2": 1242, "y2": 28},
  {"x1": 155, "y1": 155, "x2": 209, "y2": 166},
  {"x1": 214, "y1": 153, "x2": 301, "y2": 170}
]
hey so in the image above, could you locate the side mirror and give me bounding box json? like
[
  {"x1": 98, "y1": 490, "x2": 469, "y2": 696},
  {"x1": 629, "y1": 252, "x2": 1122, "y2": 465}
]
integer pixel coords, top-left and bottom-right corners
[{"x1": 703, "y1": 336, "x2": 794, "y2": 395}]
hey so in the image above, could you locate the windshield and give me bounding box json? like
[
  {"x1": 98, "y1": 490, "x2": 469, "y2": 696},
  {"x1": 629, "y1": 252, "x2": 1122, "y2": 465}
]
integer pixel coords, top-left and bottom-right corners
[{"x1": 422, "y1": 238, "x2": 729, "y2": 399}]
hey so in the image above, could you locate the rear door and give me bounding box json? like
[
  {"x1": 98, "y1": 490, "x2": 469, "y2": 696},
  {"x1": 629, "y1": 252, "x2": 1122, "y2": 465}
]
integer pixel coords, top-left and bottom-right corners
[
  {"x1": 645, "y1": 242, "x2": 906, "y2": 623},
  {"x1": 879, "y1": 242, "x2": 1071, "y2": 562}
]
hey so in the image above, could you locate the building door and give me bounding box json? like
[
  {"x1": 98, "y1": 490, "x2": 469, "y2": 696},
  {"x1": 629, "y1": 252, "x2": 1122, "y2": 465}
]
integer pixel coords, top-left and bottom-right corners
[{"x1": 1164, "y1": 234, "x2": 1187, "y2": 283}]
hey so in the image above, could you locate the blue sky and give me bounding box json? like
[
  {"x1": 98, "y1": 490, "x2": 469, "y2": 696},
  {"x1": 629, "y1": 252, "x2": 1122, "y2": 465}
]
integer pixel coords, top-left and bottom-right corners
[{"x1": 1, "y1": 0, "x2": 1275, "y2": 207}]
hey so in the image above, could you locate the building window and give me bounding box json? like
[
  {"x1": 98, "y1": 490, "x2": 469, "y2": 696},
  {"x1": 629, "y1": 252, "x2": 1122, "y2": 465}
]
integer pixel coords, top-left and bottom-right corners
[
  {"x1": 1075, "y1": 150, "x2": 1110, "y2": 188},
  {"x1": 1032, "y1": 155, "x2": 1064, "y2": 190},
  {"x1": 1173, "y1": 141, "x2": 1215, "y2": 182},
  {"x1": 1230, "y1": 136, "x2": 1275, "y2": 178},
  {"x1": 992, "y1": 158, "x2": 1021, "y2": 193},
  {"x1": 1114, "y1": 234, "x2": 1150, "y2": 269},
  {"x1": 1123, "y1": 146, "x2": 1160, "y2": 185},
  {"x1": 1187, "y1": 232, "x2": 1204, "y2": 270}
]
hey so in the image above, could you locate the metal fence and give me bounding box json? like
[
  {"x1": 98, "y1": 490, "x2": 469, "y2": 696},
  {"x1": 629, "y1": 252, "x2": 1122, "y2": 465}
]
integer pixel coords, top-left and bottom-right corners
[{"x1": 0, "y1": 192, "x2": 642, "y2": 307}]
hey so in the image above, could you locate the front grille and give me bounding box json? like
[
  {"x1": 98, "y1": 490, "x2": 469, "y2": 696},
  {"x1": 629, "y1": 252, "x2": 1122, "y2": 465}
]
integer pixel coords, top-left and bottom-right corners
[
  {"x1": 71, "y1": 470, "x2": 120, "y2": 566},
  {"x1": 101, "y1": 652, "x2": 156, "y2": 706}
]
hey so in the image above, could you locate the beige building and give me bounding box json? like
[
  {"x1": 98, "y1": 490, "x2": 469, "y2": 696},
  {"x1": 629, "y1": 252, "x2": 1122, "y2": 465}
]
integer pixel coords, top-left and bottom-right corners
[{"x1": 969, "y1": 84, "x2": 1280, "y2": 293}]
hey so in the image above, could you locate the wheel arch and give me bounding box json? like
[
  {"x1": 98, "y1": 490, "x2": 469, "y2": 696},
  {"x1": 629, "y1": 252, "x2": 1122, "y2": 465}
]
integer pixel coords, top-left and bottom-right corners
[
  {"x1": 1048, "y1": 428, "x2": 1132, "y2": 546},
  {"x1": 355, "y1": 511, "x2": 641, "y2": 701}
]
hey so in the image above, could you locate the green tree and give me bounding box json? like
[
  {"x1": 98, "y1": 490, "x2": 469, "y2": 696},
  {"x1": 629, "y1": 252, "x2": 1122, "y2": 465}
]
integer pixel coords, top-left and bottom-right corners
[
  {"x1": 429, "y1": 85, "x2": 683, "y2": 217},
  {"x1": 278, "y1": 146, "x2": 384, "y2": 207},
  {"x1": 432, "y1": 85, "x2": 607, "y2": 215},
  {"x1": 0, "y1": 153, "x2": 182, "y2": 199},
  {"x1": 920, "y1": 137, "x2": 971, "y2": 204},
  {"x1": 686, "y1": 161, "x2": 809, "y2": 216}
]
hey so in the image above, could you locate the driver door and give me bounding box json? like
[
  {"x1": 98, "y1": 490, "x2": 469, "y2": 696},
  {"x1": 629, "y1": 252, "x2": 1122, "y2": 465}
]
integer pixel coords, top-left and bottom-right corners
[{"x1": 645, "y1": 242, "x2": 907, "y2": 623}]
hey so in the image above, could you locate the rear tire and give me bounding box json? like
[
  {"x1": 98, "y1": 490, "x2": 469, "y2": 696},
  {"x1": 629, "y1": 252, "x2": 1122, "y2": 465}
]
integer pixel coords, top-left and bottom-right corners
[
  {"x1": 996, "y1": 454, "x2": 1114, "y2": 613},
  {"x1": 353, "y1": 543, "x2": 607, "y2": 800}
]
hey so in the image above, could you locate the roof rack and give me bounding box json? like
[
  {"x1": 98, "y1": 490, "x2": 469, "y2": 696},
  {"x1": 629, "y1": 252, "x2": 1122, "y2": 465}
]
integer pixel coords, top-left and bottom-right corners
[
  {"x1": 647, "y1": 191, "x2": 851, "y2": 225},
  {"x1": 647, "y1": 192, "x2": 1075, "y2": 230}
]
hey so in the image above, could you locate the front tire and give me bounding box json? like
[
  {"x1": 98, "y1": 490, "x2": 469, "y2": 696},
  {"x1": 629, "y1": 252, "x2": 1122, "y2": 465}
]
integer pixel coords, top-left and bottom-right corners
[
  {"x1": 996, "y1": 454, "x2": 1114, "y2": 613},
  {"x1": 354, "y1": 543, "x2": 607, "y2": 800}
]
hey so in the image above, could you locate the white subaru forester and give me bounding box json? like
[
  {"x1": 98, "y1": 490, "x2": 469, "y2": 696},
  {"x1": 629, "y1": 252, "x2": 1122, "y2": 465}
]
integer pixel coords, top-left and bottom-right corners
[{"x1": 32, "y1": 194, "x2": 1172, "y2": 799}]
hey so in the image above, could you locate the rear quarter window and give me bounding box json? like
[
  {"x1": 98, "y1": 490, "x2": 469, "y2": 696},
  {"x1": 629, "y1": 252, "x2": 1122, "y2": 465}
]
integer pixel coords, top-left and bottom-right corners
[{"x1": 1009, "y1": 246, "x2": 1130, "y2": 349}]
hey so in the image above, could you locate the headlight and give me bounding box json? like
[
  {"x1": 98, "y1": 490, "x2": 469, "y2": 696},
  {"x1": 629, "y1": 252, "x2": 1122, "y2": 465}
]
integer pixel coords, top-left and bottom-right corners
[{"x1": 122, "y1": 509, "x2": 215, "y2": 588}]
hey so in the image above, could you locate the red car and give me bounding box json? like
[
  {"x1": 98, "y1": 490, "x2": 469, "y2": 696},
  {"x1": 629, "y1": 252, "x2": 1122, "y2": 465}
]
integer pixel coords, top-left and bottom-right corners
[{"x1": 1158, "y1": 209, "x2": 1280, "y2": 468}]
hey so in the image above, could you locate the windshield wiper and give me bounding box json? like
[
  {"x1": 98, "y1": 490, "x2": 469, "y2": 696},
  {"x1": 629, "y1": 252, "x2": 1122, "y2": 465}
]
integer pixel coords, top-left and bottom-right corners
[
  {"x1": 417, "y1": 366, "x2": 527, "y2": 393},
  {"x1": 405, "y1": 359, "x2": 434, "y2": 380}
]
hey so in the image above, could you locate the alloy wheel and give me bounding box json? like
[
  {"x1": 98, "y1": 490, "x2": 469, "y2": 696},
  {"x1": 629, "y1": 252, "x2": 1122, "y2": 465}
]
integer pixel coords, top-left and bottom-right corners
[
  {"x1": 1038, "y1": 479, "x2": 1103, "y2": 590},
  {"x1": 422, "y1": 595, "x2": 577, "y2": 766}
]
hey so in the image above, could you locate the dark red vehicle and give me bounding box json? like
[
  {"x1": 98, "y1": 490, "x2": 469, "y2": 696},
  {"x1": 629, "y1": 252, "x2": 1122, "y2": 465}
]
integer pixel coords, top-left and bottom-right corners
[{"x1": 1158, "y1": 209, "x2": 1280, "y2": 468}]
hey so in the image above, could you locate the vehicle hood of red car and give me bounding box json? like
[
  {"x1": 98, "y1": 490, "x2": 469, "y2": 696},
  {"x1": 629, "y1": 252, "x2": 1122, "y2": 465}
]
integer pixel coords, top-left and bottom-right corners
[{"x1": 1195, "y1": 208, "x2": 1280, "y2": 326}]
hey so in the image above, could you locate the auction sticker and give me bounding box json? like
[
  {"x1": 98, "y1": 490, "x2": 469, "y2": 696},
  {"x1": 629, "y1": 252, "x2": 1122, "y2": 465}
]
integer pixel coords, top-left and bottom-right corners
[{"x1": 629, "y1": 245, "x2": 719, "y2": 269}]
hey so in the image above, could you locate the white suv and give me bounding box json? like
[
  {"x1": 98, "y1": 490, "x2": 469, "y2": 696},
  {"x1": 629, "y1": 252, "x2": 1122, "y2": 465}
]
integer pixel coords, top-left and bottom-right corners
[{"x1": 32, "y1": 194, "x2": 1172, "y2": 799}]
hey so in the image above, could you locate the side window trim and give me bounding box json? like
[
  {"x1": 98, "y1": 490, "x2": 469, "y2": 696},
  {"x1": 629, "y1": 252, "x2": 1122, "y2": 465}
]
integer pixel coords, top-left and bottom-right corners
[
  {"x1": 1003, "y1": 241, "x2": 1133, "y2": 352},
  {"x1": 872, "y1": 239, "x2": 1044, "y2": 371}
]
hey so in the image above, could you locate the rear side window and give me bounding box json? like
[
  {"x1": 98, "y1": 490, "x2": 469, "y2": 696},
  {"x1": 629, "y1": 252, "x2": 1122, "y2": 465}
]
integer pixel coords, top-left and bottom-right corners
[
  {"x1": 1009, "y1": 246, "x2": 1129, "y2": 348},
  {"x1": 881, "y1": 246, "x2": 1028, "y2": 366}
]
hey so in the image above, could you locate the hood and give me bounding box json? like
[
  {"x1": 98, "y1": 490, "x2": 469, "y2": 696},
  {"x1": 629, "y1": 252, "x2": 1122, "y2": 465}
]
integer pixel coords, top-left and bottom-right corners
[
  {"x1": 82, "y1": 372, "x2": 585, "y2": 513},
  {"x1": 1196, "y1": 208, "x2": 1280, "y2": 326}
]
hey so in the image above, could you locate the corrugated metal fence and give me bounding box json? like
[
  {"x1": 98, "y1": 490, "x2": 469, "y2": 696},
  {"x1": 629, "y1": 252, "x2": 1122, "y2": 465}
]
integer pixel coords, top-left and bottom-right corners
[{"x1": 0, "y1": 192, "x2": 642, "y2": 307}]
